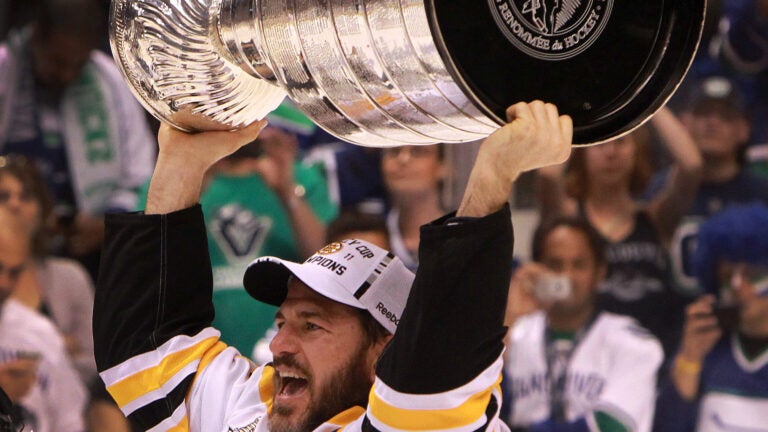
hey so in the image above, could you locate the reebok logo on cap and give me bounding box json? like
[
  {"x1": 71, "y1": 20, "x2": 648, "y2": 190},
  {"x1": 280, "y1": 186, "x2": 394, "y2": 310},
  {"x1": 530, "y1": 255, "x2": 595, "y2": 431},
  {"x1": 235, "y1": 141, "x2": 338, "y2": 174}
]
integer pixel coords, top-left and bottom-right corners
[{"x1": 243, "y1": 239, "x2": 415, "y2": 334}]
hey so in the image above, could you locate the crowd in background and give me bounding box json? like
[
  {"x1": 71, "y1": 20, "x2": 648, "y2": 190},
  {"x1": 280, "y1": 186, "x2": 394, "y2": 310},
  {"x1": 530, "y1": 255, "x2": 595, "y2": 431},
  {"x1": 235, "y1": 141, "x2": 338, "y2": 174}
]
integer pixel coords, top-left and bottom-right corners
[{"x1": 0, "y1": 0, "x2": 767, "y2": 431}]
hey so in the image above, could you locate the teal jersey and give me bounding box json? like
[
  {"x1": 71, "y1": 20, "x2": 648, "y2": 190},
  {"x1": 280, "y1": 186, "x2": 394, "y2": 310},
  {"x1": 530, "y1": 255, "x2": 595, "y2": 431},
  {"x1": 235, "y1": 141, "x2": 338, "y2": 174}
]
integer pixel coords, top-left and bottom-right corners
[{"x1": 201, "y1": 163, "x2": 337, "y2": 355}]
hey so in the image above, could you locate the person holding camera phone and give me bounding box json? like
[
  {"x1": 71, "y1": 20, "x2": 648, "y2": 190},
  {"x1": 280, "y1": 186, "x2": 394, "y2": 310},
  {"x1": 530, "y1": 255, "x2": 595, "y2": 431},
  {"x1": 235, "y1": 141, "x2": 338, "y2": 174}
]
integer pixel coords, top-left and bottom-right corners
[
  {"x1": 503, "y1": 217, "x2": 663, "y2": 432},
  {"x1": 654, "y1": 203, "x2": 768, "y2": 432}
]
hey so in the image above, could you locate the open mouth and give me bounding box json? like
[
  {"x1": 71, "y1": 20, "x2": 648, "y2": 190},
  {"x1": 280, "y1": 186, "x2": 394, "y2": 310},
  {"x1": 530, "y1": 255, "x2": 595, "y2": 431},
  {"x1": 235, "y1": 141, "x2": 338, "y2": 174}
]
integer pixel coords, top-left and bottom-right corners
[{"x1": 278, "y1": 372, "x2": 309, "y2": 397}]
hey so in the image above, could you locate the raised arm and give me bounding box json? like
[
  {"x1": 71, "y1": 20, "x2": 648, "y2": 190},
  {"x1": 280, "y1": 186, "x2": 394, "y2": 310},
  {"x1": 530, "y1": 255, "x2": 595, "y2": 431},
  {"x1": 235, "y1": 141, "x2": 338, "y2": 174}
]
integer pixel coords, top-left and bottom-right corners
[
  {"x1": 645, "y1": 106, "x2": 703, "y2": 243},
  {"x1": 94, "y1": 120, "x2": 267, "y2": 430},
  {"x1": 459, "y1": 101, "x2": 572, "y2": 218},
  {"x1": 146, "y1": 121, "x2": 267, "y2": 215},
  {"x1": 371, "y1": 101, "x2": 571, "y2": 431}
]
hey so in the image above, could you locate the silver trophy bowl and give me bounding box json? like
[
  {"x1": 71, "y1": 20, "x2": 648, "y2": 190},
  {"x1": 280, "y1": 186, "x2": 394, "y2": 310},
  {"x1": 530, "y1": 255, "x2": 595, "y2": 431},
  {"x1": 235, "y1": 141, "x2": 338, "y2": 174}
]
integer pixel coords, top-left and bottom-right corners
[{"x1": 110, "y1": 0, "x2": 704, "y2": 146}]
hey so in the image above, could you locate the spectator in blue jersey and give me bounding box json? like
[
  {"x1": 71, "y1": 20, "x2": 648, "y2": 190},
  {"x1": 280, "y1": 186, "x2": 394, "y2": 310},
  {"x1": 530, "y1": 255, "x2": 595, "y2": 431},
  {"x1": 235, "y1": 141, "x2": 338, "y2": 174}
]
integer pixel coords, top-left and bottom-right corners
[
  {"x1": 302, "y1": 128, "x2": 388, "y2": 214},
  {"x1": 718, "y1": 0, "x2": 768, "y2": 171},
  {"x1": 503, "y1": 217, "x2": 663, "y2": 432},
  {"x1": 645, "y1": 76, "x2": 768, "y2": 295},
  {"x1": 0, "y1": 0, "x2": 156, "y2": 279},
  {"x1": 654, "y1": 203, "x2": 768, "y2": 432}
]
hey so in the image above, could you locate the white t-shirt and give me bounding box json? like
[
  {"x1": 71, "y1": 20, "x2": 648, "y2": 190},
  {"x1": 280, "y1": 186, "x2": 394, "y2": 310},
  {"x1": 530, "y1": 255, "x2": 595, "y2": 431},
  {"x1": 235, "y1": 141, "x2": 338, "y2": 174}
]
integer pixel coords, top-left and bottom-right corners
[
  {"x1": 0, "y1": 299, "x2": 86, "y2": 432},
  {"x1": 505, "y1": 311, "x2": 663, "y2": 432}
]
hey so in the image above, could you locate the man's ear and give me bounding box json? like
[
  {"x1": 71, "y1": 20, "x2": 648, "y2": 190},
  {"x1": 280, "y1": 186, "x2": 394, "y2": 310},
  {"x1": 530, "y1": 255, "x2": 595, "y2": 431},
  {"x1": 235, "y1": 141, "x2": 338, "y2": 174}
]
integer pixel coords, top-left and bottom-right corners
[{"x1": 368, "y1": 333, "x2": 393, "y2": 381}]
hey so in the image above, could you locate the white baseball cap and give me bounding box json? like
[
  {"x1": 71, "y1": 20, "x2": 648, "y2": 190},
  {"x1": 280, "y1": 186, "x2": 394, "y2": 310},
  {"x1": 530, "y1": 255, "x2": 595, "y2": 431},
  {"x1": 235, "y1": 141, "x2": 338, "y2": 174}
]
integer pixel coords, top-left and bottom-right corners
[{"x1": 243, "y1": 239, "x2": 415, "y2": 334}]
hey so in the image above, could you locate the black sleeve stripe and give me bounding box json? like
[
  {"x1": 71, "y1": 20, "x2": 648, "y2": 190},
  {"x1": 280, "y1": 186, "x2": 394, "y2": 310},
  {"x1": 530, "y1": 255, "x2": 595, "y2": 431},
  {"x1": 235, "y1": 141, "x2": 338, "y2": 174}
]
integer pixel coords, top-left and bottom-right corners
[{"x1": 126, "y1": 373, "x2": 195, "y2": 430}]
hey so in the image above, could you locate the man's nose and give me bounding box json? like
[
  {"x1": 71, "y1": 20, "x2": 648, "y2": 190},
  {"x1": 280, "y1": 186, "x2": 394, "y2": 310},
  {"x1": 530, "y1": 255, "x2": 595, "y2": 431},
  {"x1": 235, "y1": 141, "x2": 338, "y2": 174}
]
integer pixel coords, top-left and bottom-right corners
[{"x1": 269, "y1": 326, "x2": 299, "y2": 356}]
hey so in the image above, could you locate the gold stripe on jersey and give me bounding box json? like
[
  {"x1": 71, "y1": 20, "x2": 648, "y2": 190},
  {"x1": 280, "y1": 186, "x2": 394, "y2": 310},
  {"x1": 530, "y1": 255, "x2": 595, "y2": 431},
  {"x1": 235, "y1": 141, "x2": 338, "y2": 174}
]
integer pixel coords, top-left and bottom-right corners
[
  {"x1": 107, "y1": 337, "x2": 223, "y2": 411},
  {"x1": 327, "y1": 406, "x2": 366, "y2": 427},
  {"x1": 101, "y1": 327, "x2": 220, "y2": 385},
  {"x1": 198, "y1": 341, "x2": 228, "y2": 372},
  {"x1": 259, "y1": 365, "x2": 275, "y2": 413},
  {"x1": 368, "y1": 376, "x2": 503, "y2": 430}
]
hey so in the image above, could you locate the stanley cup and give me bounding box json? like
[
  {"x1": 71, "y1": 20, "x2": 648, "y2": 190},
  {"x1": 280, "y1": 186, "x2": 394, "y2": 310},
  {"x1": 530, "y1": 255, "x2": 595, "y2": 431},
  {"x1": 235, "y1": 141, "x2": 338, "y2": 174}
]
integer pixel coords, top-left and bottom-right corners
[{"x1": 110, "y1": 0, "x2": 705, "y2": 146}]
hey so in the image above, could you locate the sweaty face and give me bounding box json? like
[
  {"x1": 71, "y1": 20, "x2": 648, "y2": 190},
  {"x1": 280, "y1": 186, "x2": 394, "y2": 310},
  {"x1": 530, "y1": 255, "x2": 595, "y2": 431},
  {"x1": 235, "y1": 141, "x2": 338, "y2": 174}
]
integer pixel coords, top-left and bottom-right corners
[
  {"x1": 538, "y1": 226, "x2": 604, "y2": 316},
  {"x1": 268, "y1": 280, "x2": 380, "y2": 432}
]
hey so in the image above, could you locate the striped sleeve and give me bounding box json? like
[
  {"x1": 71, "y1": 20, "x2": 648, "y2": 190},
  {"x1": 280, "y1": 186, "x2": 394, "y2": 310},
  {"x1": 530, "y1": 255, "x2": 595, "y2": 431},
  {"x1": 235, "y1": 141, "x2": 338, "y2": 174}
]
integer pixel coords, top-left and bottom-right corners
[
  {"x1": 367, "y1": 357, "x2": 506, "y2": 431},
  {"x1": 94, "y1": 205, "x2": 223, "y2": 430},
  {"x1": 372, "y1": 205, "x2": 514, "y2": 431},
  {"x1": 99, "y1": 328, "x2": 227, "y2": 429}
]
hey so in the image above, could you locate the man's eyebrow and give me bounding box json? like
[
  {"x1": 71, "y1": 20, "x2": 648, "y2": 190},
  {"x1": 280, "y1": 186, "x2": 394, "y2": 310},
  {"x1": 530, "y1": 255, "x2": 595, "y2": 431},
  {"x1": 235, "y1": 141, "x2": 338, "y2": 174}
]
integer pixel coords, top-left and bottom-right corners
[
  {"x1": 274, "y1": 309, "x2": 329, "y2": 320},
  {"x1": 297, "y1": 310, "x2": 325, "y2": 319}
]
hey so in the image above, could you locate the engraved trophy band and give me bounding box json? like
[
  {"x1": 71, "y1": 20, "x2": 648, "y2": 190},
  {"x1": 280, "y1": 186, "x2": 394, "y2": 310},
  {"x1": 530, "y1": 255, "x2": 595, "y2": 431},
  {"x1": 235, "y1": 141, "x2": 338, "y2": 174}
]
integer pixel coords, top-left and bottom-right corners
[{"x1": 110, "y1": 0, "x2": 705, "y2": 146}]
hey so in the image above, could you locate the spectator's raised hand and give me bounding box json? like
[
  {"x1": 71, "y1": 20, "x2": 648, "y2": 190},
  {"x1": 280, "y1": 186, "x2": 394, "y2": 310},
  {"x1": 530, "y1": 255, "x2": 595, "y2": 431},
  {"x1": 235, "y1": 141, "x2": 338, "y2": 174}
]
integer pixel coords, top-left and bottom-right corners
[
  {"x1": 505, "y1": 262, "x2": 550, "y2": 326},
  {"x1": 253, "y1": 127, "x2": 300, "y2": 200},
  {"x1": 679, "y1": 295, "x2": 722, "y2": 363},
  {"x1": 671, "y1": 294, "x2": 723, "y2": 400}
]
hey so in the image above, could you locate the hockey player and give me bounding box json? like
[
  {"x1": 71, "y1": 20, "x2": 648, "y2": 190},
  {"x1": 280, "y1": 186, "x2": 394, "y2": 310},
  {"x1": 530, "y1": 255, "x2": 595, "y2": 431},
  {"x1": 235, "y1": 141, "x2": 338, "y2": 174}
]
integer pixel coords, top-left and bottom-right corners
[
  {"x1": 93, "y1": 101, "x2": 572, "y2": 431},
  {"x1": 654, "y1": 203, "x2": 768, "y2": 432}
]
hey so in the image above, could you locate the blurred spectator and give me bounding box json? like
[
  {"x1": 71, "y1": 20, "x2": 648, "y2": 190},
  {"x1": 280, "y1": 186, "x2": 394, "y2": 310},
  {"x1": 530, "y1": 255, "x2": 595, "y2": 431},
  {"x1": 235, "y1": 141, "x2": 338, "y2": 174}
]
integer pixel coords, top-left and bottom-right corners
[
  {"x1": 536, "y1": 107, "x2": 701, "y2": 357},
  {"x1": 0, "y1": 384, "x2": 24, "y2": 431},
  {"x1": 326, "y1": 209, "x2": 390, "y2": 249},
  {"x1": 646, "y1": 76, "x2": 768, "y2": 295},
  {"x1": 381, "y1": 144, "x2": 447, "y2": 271},
  {"x1": 504, "y1": 217, "x2": 663, "y2": 432},
  {"x1": 0, "y1": 0, "x2": 156, "y2": 279},
  {"x1": 0, "y1": 208, "x2": 86, "y2": 432},
  {"x1": 85, "y1": 378, "x2": 138, "y2": 432},
  {"x1": 0, "y1": 155, "x2": 95, "y2": 382},
  {"x1": 197, "y1": 125, "x2": 335, "y2": 356},
  {"x1": 0, "y1": 351, "x2": 37, "y2": 430},
  {"x1": 303, "y1": 129, "x2": 387, "y2": 214},
  {"x1": 718, "y1": 0, "x2": 768, "y2": 165},
  {"x1": 654, "y1": 203, "x2": 768, "y2": 432}
]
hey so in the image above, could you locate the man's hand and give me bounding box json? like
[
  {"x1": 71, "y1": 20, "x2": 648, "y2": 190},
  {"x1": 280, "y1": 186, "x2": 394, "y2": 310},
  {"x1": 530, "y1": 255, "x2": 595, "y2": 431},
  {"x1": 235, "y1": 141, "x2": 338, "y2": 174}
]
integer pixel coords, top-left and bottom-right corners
[
  {"x1": 147, "y1": 121, "x2": 268, "y2": 214},
  {"x1": 458, "y1": 101, "x2": 572, "y2": 217}
]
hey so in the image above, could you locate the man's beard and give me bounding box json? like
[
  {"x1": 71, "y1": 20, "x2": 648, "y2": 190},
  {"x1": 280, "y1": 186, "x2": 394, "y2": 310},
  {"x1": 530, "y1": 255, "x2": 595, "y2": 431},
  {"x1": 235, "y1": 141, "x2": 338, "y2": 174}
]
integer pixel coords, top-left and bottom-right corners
[{"x1": 270, "y1": 344, "x2": 372, "y2": 432}]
